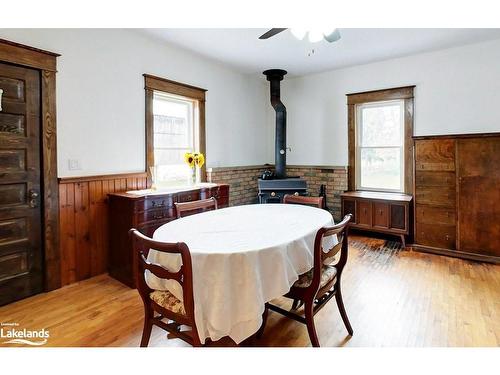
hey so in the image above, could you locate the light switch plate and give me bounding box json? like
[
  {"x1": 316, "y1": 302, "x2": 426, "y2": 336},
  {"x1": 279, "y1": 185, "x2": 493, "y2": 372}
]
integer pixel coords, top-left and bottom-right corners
[{"x1": 68, "y1": 159, "x2": 81, "y2": 170}]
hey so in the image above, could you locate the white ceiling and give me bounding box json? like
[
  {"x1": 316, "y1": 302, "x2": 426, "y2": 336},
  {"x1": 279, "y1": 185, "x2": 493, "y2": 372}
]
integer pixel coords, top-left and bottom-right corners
[{"x1": 141, "y1": 28, "x2": 500, "y2": 77}]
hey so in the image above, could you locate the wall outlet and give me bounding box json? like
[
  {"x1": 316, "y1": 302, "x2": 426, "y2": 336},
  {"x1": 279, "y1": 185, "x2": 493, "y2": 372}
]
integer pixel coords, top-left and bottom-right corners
[{"x1": 68, "y1": 159, "x2": 82, "y2": 170}]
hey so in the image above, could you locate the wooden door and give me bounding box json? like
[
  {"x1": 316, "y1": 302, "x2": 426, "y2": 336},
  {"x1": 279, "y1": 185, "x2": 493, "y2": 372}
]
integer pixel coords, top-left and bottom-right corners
[
  {"x1": 457, "y1": 137, "x2": 500, "y2": 257},
  {"x1": 357, "y1": 200, "x2": 372, "y2": 227},
  {"x1": 0, "y1": 62, "x2": 43, "y2": 305},
  {"x1": 373, "y1": 202, "x2": 389, "y2": 228}
]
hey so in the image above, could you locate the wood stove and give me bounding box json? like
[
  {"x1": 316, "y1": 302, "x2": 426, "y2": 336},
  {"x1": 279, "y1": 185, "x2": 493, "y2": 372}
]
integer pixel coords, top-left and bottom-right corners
[
  {"x1": 258, "y1": 178, "x2": 307, "y2": 203},
  {"x1": 258, "y1": 69, "x2": 307, "y2": 203}
]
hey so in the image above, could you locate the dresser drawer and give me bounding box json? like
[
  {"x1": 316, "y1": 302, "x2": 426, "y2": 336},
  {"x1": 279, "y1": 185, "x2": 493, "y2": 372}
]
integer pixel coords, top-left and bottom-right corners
[
  {"x1": 415, "y1": 171, "x2": 455, "y2": 187},
  {"x1": 416, "y1": 223, "x2": 456, "y2": 249},
  {"x1": 137, "y1": 208, "x2": 176, "y2": 224},
  {"x1": 144, "y1": 195, "x2": 175, "y2": 210},
  {"x1": 416, "y1": 205, "x2": 455, "y2": 225},
  {"x1": 415, "y1": 186, "x2": 455, "y2": 207},
  {"x1": 177, "y1": 190, "x2": 200, "y2": 203}
]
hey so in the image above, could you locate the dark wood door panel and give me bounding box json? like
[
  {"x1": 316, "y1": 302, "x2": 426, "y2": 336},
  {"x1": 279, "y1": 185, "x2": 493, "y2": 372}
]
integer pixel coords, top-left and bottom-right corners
[
  {"x1": 373, "y1": 202, "x2": 389, "y2": 228},
  {"x1": 0, "y1": 62, "x2": 42, "y2": 306},
  {"x1": 342, "y1": 199, "x2": 356, "y2": 224},
  {"x1": 357, "y1": 200, "x2": 372, "y2": 227},
  {"x1": 457, "y1": 137, "x2": 500, "y2": 257},
  {"x1": 458, "y1": 176, "x2": 500, "y2": 256},
  {"x1": 390, "y1": 204, "x2": 406, "y2": 230}
]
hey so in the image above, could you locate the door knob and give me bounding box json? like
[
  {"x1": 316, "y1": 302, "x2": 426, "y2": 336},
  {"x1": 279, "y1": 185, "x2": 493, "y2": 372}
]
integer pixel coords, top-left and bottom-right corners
[{"x1": 29, "y1": 189, "x2": 40, "y2": 208}]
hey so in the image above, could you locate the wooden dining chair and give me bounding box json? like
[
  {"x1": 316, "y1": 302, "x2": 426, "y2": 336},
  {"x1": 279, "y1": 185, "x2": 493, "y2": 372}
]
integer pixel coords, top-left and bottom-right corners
[
  {"x1": 174, "y1": 197, "x2": 218, "y2": 218},
  {"x1": 260, "y1": 214, "x2": 353, "y2": 347},
  {"x1": 129, "y1": 229, "x2": 202, "y2": 347},
  {"x1": 283, "y1": 194, "x2": 325, "y2": 209}
]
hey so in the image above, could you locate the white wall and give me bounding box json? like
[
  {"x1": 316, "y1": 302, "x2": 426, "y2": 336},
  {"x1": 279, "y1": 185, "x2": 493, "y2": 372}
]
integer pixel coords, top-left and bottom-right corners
[
  {"x1": 280, "y1": 38, "x2": 500, "y2": 166},
  {"x1": 0, "y1": 29, "x2": 270, "y2": 176}
]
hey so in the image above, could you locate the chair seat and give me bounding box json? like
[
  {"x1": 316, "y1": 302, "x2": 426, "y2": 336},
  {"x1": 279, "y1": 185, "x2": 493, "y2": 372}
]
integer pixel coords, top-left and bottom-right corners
[
  {"x1": 150, "y1": 290, "x2": 186, "y2": 315},
  {"x1": 293, "y1": 265, "x2": 337, "y2": 289}
]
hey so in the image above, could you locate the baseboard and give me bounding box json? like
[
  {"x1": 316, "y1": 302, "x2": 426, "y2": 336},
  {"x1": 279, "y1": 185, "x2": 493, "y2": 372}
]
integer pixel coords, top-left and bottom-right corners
[{"x1": 410, "y1": 244, "x2": 500, "y2": 264}]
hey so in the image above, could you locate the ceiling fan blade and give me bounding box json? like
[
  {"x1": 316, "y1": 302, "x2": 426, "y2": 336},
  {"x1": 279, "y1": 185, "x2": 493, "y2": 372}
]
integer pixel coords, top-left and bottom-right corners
[
  {"x1": 323, "y1": 29, "x2": 341, "y2": 43},
  {"x1": 259, "y1": 28, "x2": 288, "y2": 40}
]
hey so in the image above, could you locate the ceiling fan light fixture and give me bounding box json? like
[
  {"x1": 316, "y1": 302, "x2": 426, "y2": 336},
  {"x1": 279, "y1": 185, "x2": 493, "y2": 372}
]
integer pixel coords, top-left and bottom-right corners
[
  {"x1": 290, "y1": 28, "x2": 307, "y2": 40},
  {"x1": 323, "y1": 28, "x2": 341, "y2": 43}
]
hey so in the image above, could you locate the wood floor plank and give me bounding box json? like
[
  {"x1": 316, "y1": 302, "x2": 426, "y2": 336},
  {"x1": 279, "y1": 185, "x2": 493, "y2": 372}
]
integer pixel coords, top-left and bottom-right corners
[{"x1": 0, "y1": 236, "x2": 499, "y2": 347}]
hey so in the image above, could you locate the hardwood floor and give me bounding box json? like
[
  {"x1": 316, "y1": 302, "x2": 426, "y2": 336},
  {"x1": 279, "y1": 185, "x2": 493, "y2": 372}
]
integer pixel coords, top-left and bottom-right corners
[{"x1": 1, "y1": 235, "x2": 499, "y2": 347}]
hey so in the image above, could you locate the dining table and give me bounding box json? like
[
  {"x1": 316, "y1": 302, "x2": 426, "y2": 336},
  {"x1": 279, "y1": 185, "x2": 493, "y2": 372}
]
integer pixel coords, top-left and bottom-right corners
[{"x1": 146, "y1": 203, "x2": 336, "y2": 344}]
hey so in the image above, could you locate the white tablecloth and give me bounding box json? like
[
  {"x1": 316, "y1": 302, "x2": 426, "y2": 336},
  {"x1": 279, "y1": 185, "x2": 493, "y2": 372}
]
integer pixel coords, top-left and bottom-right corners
[{"x1": 146, "y1": 203, "x2": 335, "y2": 344}]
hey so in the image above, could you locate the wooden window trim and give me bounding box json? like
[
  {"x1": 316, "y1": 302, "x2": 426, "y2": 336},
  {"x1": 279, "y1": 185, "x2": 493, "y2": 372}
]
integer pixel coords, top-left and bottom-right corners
[
  {"x1": 347, "y1": 86, "x2": 415, "y2": 194},
  {"x1": 0, "y1": 39, "x2": 60, "y2": 291},
  {"x1": 144, "y1": 74, "x2": 207, "y2": 184}
]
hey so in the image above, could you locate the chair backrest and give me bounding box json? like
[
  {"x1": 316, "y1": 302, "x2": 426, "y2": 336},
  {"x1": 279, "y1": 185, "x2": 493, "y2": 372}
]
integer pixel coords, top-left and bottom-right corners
[
  {"x1": 174, "y1": 197, "x2": 218, "y2": 218},
  {"x1": 310, "y1": 214, "x2": 352, "y2": 291},
  {"x1": 283, "y1": 194, "x2": 324, "y2": 209},
  {"x1": 128, "y1": 229, "x2": 196, "y2": 320}
]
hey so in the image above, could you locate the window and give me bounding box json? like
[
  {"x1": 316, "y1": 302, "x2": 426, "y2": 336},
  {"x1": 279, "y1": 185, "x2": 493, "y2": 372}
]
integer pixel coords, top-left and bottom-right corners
[
  {"x1": 355, "y1": 100, "x2": 404, "y2": 192},
  {"x1": 347, "y1": 86, "x2": 414, "y2": 194},
  {"x1": 152, "y1": 92, "x2": 198, "y2": 186},
  {"x1": 144, "y1": 74, "x2": 206, "y2": 187}
]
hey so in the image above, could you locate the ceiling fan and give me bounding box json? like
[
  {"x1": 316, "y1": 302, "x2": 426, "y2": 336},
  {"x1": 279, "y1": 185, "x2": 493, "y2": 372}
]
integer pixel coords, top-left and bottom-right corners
[{"x1": 259, "y1": 28, "x2": 341, "y2": 43}]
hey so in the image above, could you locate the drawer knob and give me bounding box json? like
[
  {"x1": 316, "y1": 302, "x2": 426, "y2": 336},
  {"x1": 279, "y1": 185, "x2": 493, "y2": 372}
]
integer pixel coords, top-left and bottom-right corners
[
  {"x1": 294, "y1": 192, "x2": 299, "y2": 196},
  {"x1": 379, "y1": 210, "x2": 383, "y2": 215},
  {"x1": 445, "y1": 234, "x2": 450, "y2": 241}
]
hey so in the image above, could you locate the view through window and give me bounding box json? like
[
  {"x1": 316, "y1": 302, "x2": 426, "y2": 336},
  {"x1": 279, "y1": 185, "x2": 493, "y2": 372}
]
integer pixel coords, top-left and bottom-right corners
[
  {"x1": 153, "y1": 91, "x2": 198, "y2": 186},
  {"x1": 355, "y1": 100, "x2": 404, "y2": 192}
]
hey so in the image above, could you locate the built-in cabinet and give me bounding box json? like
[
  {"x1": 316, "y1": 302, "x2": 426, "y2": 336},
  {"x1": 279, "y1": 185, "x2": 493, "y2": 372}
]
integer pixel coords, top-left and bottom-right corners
[
  {"x1": 108, "y1": 184, "x2": 229, "y2": 287},
  {"x1": 413, "y1": 134, "x2": 500, "y2": 263},
  {"x1": 341, "y1": 191, "x2": 413, "y2": 247}
]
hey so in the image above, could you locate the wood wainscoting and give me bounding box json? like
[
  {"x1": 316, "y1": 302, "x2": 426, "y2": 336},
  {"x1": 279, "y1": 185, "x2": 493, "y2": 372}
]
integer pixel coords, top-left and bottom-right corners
[{"x1": 58, "y1": 173, "x2": 148, "y2": 286}]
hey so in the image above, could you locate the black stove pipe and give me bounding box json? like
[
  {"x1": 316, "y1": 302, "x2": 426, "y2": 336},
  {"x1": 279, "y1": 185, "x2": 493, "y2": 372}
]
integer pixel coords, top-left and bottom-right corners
[{"x1": 263, "y1": 69, "x2": 287, "y2": 179}]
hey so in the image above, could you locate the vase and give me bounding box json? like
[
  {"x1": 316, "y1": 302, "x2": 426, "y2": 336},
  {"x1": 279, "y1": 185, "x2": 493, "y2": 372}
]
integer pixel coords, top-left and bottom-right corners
[
  {"x1": 195, "y1": 167, "x2": 201, "y2": 185},
  {"x1": 189, "y1": 168, "x2": 196, "y2": 186}
]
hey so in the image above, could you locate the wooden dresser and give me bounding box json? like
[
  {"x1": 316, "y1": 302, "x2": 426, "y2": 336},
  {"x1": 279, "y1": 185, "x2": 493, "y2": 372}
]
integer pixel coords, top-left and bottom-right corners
[
  {"x1": 413, "y1": 134, "x2": 500, "y2": 263},
  {"x1": 341, "y1": 191, "x2": 413, "y2": 247},
  {"x1": 108, "y1": 184, "x2": 229, "y2": 287}
]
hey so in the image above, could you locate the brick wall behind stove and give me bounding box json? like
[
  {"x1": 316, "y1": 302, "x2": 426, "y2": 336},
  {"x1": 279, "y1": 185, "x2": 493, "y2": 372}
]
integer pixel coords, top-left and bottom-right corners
[
  {"x1": 209, "y1": 166, "x2": 268, "y2": 206},
  {"x1": 287, "y1": 166, "x2": 348, "y2": 221},
  {"x1": 208, "y1": 165, "x2": 348, "y2": 221}
]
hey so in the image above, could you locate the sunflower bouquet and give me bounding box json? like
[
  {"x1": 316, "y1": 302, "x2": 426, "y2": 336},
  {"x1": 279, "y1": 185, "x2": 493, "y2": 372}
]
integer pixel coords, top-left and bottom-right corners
[{"x1": 184, "y1": 152, "x2": 205, "y2": 184}]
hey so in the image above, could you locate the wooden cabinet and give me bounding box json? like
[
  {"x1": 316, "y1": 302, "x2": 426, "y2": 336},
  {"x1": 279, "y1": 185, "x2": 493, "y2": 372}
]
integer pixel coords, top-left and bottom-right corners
[
  {"x1": 413, "y1": 134, "x2": 500, "y2": 263},
  {"x1": 341, "y1": 191, "x2": 413, "y2": 247},
  {"x1": 108, "y1": 184, "x2": 229, "y2": 287}
]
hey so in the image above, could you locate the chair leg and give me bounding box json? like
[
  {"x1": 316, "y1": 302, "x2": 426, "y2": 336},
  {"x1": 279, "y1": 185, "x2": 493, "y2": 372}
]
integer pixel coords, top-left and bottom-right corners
[
  {"x1": 291, "y1": 299, "x2": 300, "y2": 310},
  {"x1": 335, "y1": 284, "x2": 353, "y2": 336},
  {"x1": 256, "y1": 304, "x2": 269, "y2": 339},
  {"x1": 304, "y1": 300, "x2": 320, "y2": 347},
  {"x1": 140, "y1": 312, "x2": 153, "y2": 347}
]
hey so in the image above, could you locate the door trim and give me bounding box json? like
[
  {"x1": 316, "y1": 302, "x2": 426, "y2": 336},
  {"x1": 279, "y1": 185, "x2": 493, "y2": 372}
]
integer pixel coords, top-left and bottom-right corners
[{"x1": 0, "y1": 38, "x2": 60, "y2": 291}]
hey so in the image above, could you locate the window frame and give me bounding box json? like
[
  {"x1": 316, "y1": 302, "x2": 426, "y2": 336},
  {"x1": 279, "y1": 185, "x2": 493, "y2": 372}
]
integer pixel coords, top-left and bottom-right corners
[
  {"x1": 355, "y1": 99, "x2": 405, "y2": 193},
  {"x1": 347, "y1": 86, "x2": 414, "y2": 194},
  {"x1": 144, "y1": 74, "x2": 207, "y2": 186}
]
